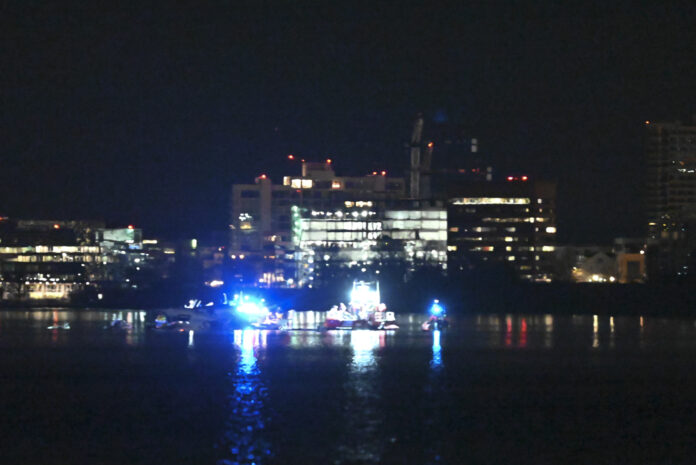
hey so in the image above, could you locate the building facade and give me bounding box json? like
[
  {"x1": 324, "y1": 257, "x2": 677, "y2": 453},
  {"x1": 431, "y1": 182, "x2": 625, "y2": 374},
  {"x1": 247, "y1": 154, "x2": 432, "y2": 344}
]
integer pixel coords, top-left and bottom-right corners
[
  {"x1": 644, "y1": 119, "x2": 696, "y2": 278},
  {"x1": 293, "y1": 201, "x2": 447, "y2": 287},
  {"x1": 229, "y1": 161, "x2": 406, "y2": 286},
  {"x1": 446, "y1": 179, "x2": 557, "y2": 281},
  {"x1": 0, "y1": 218, "x2": 172, "y2": 301}
]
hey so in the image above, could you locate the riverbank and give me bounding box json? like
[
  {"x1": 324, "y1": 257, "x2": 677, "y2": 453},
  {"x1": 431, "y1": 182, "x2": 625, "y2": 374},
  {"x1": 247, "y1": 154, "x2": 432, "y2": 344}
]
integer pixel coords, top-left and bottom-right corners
[{"x1": 1, "y1": 280, "x2": 694, "y2": 316}]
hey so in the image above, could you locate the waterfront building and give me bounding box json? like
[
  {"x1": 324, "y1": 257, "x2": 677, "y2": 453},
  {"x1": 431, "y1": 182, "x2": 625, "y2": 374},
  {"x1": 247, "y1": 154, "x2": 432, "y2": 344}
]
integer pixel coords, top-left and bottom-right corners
[
  {"x1": 229, "y1": 161, "x2": 406, "y2": 286},
  {"x1": 446, "y1": 178, "x2": 557, "y2": 281},
  {"x1": 553, "y1": 240, "x2": 646, "y2": 284},
  {"x1": 0, "y1": 218, "x2": 171, "y2": 301},
  {"x1": 293, "y1": 201, "x2": 447, "y2": 287},
  {"x1": 644, "y1": 119, "x2": 696, "y2": 278}
]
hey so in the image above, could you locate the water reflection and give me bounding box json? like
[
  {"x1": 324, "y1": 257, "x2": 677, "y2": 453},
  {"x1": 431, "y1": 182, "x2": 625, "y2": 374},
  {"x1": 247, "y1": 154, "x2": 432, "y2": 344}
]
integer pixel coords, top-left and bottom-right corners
[
  {"x1": 337, "y1": 330, "x2": 384, "y2": 464},
  {"x1": 593, "y1": 315, "x2": 599, "y2": 349},
  {"x1": 609, "y1": 316, "x2": 615, "y2": 349},
  {"x1": 218, "y1": 329, "x2": 272, "y2": 465},
  {"x1": 431, "y1": 330, "x2": 442, "y2": 369},
  {"x1": 425, "y1": 327, "x2": 446, "y2": 463},
  {"x1": 544, "y1": 315, "x2": 554, "y2": 348}
]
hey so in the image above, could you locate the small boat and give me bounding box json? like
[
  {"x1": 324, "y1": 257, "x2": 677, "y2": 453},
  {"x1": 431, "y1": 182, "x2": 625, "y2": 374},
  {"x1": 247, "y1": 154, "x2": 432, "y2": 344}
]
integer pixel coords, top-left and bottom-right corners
[
  {"x1": 106, "y1": 319, "x2": 133, "y2": 330},
  {"x1": 47, "y1": 322, "x2": 71, "y2": 330},
  {"x1": 322, "y1": 280, "x2": 399, "y2": 330},
  {"x1": 421, "y1": 299, "x2": 449, "y2": 331}
]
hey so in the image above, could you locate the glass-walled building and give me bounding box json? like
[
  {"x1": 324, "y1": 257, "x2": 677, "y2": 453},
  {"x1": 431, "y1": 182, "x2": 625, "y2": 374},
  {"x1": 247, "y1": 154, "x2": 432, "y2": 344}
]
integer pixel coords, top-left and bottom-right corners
[
  {"x1": 229, "y1": 161, "x2": 406, "y2": 286},
  {"x1": 293, "y1": 202, "x2": 447, "y2": 288},
  {"x1": 644, "y1": 119, "x2": 696, "y2": 278},
  {"x1": 0, "y1": 219, "x2": 170, "y2": 301},
  {"x1": 447, "y1": 179, "x2": 557, "y2": 281}
]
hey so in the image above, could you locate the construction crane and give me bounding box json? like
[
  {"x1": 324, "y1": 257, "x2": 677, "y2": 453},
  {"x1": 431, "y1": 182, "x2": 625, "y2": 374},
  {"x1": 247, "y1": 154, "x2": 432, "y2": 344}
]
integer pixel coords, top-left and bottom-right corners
[{"x1": 409, "y1": 114, "x2": 433, "y2": 199}]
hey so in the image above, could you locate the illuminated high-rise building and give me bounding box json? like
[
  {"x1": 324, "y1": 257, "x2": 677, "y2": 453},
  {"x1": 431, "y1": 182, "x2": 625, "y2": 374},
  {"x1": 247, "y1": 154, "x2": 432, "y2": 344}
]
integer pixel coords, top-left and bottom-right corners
[
  {"x1": 292, "y1": 201, "x2": 447, "y2": 288},
  {"x1": 229, "y1": 161, "x2": 406, "y2": 286},
  {"x1": 447, "y1": 178, "x2": 557, "y2": 281},
  {"x1": 644, "y1": 119, "x2": 696, "y2": 277}
]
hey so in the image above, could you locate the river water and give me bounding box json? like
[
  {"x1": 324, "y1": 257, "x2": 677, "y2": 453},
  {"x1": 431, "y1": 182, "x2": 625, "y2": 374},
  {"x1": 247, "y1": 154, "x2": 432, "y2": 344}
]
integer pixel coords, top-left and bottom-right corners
[{"x1": 1, "y1": 309, "x2": 696, "y2": 464}]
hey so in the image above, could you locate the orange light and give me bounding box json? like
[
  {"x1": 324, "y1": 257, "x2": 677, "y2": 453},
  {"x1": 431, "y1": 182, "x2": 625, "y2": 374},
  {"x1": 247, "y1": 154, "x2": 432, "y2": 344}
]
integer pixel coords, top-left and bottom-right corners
[
  {"x1": 645, "y1": 120, "x2": 650, "y2": 125},
  {"x1": 427, "y1": 142, "x2": 434, "y2": 148},
  {"x1": 326, "y1": 158, "x2": 332, "y2": 164},
  {"x1": 381, "y1": 170, "x2": 386, "y2": 176},
  {"x1": 521, "y1": 175, "x2": 528, "y2": 181},
  {"x1": 128, "y1": 224, "x2": 134, "y2": 229},
  {"x1": 287, "y1": 154, "x2": 294, "y2": 160},
  {"x1": 372, "y1": 171, "x2": 377, "y2": 175},
  {"x1": 53, "y1": 224, "x2": 60, "y2": 229}
]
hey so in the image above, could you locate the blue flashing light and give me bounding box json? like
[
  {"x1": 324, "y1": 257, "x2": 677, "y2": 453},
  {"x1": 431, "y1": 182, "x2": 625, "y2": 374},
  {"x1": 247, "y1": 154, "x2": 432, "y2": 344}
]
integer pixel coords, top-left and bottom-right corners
[
  {"x1": 238, "y1": 301, "x2": 265, "y2": 316},
  {"x1": 429, "y1": 300, "x2": 445, "y2": 316}
]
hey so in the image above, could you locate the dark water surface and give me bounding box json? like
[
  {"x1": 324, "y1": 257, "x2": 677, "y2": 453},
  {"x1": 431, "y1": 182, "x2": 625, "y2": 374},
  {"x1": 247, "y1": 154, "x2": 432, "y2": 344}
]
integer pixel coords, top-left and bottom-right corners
[{"x1": 2, "y1": 310, "x2": 696, "y2": 464}]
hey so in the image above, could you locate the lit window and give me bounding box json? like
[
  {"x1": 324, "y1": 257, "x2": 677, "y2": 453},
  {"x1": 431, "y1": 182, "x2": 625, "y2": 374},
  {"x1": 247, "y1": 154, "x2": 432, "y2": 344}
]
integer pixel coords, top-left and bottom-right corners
[
  {"x1": 447, "y1": 245, "x2": 457, "y2": 252},
  {"x1": 508, "y1": 256, "x2": 516, "y2": 261},
  {"x1": 450, "y1": 197, "x2": 530, "y2": 205},
  {"x1": 545, "y1": 226, "x2": 556, "y2": 234},
  {"x1": 504, "y1": 237, "x2": 514, "y2": 242},
  {"x1": 331, "y1": 180, "x2": 342, "y2": 189},
  {"x1": 448, "y1": 226, "x2": 459, "y2": 232},
  {"x1": 542, "y1": 246, "x2": 555, "y2": 252},
  {"x1": 506, "y1": 246, "x2": 512, "y2": 251}
]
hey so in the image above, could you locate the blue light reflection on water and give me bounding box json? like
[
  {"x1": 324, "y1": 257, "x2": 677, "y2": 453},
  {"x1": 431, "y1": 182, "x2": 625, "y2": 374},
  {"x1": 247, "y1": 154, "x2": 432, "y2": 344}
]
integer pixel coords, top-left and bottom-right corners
[
  {"x1": 424, "y1": 329, "x2": 445, "y2": 464},
  {"x1": 431, "y1": 330, "x2": 442, "y2": 369},
  {"x1": 218, "y1": 329, "x2": 272, "y2": 465}
]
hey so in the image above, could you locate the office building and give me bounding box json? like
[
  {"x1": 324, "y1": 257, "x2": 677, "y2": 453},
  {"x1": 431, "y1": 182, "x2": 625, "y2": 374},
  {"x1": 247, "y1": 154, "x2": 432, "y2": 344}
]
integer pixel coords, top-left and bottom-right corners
[
  {"x1": 0, "y1": 218, "x2": 171, "y2": 301},
  {"x1": 293, "y1": 201, "x2": 447, "y2": 287},
  {"x1": 229, "y1": 161, "x2": 406, "y2": 286},
  {"x1": 447, "y1": 178, "x2": 557, "y2": 281},
  {"x1": 644, "y1": 119, "x2": 696, "y2": 278}
]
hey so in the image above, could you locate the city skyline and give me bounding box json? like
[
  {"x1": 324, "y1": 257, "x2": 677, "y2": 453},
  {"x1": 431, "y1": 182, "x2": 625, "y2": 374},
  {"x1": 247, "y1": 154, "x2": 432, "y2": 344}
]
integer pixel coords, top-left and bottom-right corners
[{"x1": 2, "y1": 2, "x2": 696, "y2": 242}]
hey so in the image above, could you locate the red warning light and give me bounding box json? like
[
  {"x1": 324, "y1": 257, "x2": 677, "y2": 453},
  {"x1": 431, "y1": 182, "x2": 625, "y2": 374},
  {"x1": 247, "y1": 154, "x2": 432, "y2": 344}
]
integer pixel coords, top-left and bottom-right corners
[
  {"x1": 127, "y1": 225, "x2": 134, "y2": 229},
  {"x1": 521, "y1": 175, "x2": 528, "y2": 181},
  {"x1": 287, "y1": 154, "x2": 294, "y2": 160},
  {"x1": 372, "y1": 171, "x2": 377, "y2": 175},
  {"x1": 53, "y1": 224, "x2": 60, "y2": 229},
  {"x1": 381, "y1": 170, "x2": 387, "y2": 176},
  {"x1": 507, "y1": 176, "x2": 514, "y2": 181},
  {"x1": 326, "y1": 158, "x2": 332, "y2": 164},
  {"x1": 259, "y1": 174, "x2": 267, "y2": 179},
  {"x1": 427, "y1": 142, "x2": 434, "y2": 148}
]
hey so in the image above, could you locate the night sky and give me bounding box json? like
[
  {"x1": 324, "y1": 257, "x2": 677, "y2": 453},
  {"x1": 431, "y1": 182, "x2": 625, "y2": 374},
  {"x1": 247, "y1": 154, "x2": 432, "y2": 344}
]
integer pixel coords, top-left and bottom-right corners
[{"x1": 2, "y1": 2, "x2": 695, "y2": 241}]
